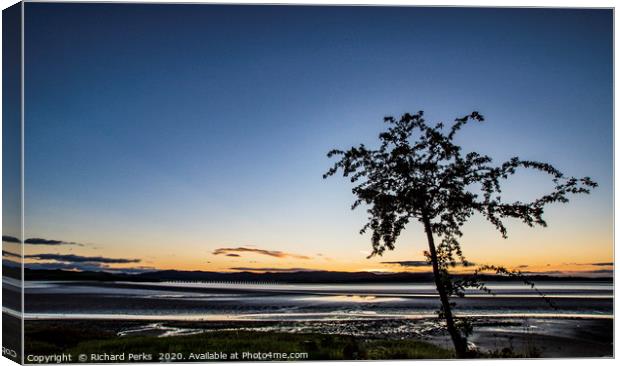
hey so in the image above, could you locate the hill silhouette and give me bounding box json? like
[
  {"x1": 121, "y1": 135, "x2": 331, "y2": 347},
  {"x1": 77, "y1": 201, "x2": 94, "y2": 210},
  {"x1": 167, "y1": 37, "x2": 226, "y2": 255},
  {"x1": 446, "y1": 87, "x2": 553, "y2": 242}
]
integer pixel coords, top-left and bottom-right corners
[{"x1": 23, "y1": 268, "x2": 612, "y2": 283}]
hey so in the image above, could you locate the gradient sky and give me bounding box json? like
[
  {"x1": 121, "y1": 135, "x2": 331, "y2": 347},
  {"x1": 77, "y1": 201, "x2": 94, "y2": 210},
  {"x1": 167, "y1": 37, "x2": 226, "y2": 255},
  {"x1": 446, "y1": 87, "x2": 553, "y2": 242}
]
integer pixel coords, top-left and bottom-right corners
[{"x1": 17, "y1": 4, "x2": 612, "y2": 275}]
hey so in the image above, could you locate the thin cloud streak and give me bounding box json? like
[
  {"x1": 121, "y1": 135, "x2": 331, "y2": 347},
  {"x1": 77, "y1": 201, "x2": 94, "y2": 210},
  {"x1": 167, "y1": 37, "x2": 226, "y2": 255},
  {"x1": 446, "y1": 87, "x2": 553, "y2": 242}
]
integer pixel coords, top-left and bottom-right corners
[
  {"x1": 24, "y1": 238, "x2": 85, "y2": 246},
  {"x1": 381, "y1": 260, "x2": 429, "y2": 267},
  {"x1": 25, "y1": 253, "x2": 140, "y2": 264},
  {"x1": 2, "y1": 250, "x2": 21, "y2": 259},
  {"x1": 521, "y1": 269, "x2": 613, "y2": 277},
  {"x1": 382, "y1": 260, "x2": 476, "y2": 268},
  {"x1": 563, "y1": 262, "x2": 614, "y2": 267},
  {"x1": 228, "y1": 267, "x2": 318, "y2": 272},
  {"x1": 213, "y1": 247, "x2": 310, "y2": 260}
]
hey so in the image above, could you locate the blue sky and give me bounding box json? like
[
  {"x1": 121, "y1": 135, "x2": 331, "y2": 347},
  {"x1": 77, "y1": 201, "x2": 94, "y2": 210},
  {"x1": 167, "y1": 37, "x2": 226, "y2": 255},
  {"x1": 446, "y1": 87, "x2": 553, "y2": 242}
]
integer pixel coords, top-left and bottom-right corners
[{"x1": 18, "y1": 4, "x2": 612, "y2": 273}]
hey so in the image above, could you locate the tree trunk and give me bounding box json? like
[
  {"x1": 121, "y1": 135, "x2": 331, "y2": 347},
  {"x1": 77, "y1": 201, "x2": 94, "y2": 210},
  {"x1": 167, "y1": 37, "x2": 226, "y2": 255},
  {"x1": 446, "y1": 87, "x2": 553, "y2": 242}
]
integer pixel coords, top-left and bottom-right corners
[{"x1": 422, "y1": 214, "x2": 468, "y2": 358}]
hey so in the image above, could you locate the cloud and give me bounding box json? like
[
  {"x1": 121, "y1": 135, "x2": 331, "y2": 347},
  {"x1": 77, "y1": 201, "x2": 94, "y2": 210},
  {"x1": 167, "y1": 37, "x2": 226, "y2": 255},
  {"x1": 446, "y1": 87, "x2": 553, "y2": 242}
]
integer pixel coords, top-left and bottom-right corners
[
  {"x1": 4, "y1": 236, "x2": 87, "y2": 247},
  {"x1": 2, "y1": 250, "x2": 21, "y2": 259},
  {"x1": 213, "y1": 247, "x2": 310, "y2": 260},
  {"x1": 9, "y1": 249, "x2": 151, "y2": 274},
  {"x1": 225, "y1": 253, "x2": 241, "y2": 257},
  {"x1": 228, "y1": 267, "x2": 318, "y2": 272},
  {"x1": 2, "y1": 235, "x2": 20, "y2": 243},
  {"x1": 516, "y1": 265, "x2": 529, "y2": 269},
  {"x1": 381, "y1": 260, "x2": 429, "y2": 267},
  {"x1": 521, "y1": 269, "x2": 613, "y2": 277},
  {"x1": 562, "y1": 262, "x2": 614, "y2": 267},
  {"x1": 382, "y1": 260, "x2": 476, "y2": 268},
  {"x1": 6, "y1": 258, "x2": 103, "y2": 272},
  {"x1": 585, "y1": 269, "x2": 614, "y2": 274},
  {"x1": 24, "y1": 238, "x2": 84, "y2": 246},
  {"x1": 25, "y1": 253, "x2": 140, "y2": 264},
  {"x1": 23, "y1": 261, "x2": 155, "y2": 274},
  {"x1": 23, "y1": 253, "x2": 152, "y2": 274},
  {"x1": 25, "y1": 261, "x2": 107, "y2": 272}
]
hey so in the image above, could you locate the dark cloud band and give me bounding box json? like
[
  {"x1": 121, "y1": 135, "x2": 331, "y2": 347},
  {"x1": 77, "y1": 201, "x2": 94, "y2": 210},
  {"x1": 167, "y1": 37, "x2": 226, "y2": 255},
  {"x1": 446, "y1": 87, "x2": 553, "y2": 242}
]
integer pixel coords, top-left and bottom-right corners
[
  {"x1": 3, "y1": 236, "x2": 86, "y2": 246},
  {"x1": 25, "y1": 253, "x2": 140, "y2": 264},
  {"x1": 24, "y1": 238, "x2": 84, "y2": 246},
  {"x1": 2, "y1": 235, "x2": 20, "y2": 243}
]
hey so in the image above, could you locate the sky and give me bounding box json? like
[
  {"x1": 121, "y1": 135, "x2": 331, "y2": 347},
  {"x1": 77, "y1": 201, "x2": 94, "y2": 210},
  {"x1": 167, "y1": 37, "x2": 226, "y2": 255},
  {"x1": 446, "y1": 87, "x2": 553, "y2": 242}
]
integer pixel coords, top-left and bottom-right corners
[{"x1": 8, "y1": 4, "x2": 613, "y2": 276}]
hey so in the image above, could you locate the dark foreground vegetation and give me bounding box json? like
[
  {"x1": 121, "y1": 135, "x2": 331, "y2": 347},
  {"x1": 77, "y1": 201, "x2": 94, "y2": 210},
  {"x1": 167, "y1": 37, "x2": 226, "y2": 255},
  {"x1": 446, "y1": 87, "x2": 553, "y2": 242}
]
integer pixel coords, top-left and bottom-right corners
[
  {"x1": 25, "y1": 321, "x2": 453, "y2": 361},
  {"x1": 26, "y1": 318, "x2": 612, "y2": 361}
]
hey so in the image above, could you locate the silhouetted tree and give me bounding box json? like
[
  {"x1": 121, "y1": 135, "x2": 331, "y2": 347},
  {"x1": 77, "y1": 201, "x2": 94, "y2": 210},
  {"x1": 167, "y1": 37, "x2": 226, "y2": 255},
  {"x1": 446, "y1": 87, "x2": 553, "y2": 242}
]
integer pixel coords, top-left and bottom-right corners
[{"x1": 323, "y1": 111, "x2": 596, "y2": 357}]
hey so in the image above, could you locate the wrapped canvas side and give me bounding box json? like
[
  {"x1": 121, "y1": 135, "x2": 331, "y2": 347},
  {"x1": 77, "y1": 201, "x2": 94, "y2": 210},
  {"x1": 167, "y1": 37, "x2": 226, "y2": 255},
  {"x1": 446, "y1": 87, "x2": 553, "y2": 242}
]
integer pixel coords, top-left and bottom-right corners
[{"x1": 2, "y1": 1, "x2": 23, "y2": 364}]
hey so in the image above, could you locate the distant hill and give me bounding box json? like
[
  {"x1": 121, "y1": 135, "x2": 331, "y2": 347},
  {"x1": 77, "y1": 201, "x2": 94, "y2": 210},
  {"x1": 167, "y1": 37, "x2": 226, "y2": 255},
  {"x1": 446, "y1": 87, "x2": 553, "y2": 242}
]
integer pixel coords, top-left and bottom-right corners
[{"x1": 22, "y1": 268, "x2": 613, "y2": 283}]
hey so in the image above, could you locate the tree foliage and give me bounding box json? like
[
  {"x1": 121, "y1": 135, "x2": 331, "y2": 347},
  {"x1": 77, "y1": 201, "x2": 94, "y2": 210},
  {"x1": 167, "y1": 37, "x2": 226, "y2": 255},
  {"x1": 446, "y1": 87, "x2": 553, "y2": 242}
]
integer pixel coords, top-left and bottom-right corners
[{"x1": 324, "y1": 110, "x2": 597, "y2": 354}]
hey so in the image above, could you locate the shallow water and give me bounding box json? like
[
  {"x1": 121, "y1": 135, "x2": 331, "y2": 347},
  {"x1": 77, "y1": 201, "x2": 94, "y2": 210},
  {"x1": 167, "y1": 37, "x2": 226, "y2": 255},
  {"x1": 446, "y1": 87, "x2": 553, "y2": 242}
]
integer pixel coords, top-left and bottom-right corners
[{"x1": 17, "y1": 280, "x2": 612, "y2": 321}]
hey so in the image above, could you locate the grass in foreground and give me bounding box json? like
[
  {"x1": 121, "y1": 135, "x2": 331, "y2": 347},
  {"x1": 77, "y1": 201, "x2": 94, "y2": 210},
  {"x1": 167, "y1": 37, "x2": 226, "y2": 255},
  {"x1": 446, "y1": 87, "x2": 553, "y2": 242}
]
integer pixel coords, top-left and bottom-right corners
[{"x1": 25, "y1": 325, "x2": 454, "y2": 361}]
